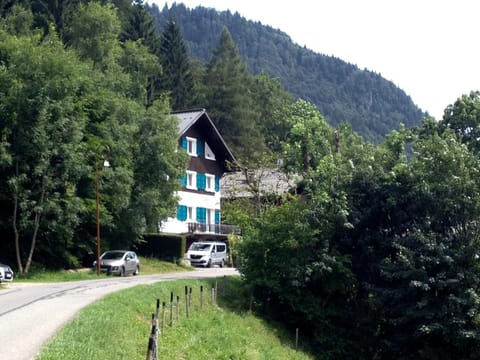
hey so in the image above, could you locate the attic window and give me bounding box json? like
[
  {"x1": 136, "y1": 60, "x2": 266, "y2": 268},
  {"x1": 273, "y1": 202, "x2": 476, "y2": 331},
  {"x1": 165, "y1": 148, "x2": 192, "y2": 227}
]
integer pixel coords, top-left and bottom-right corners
[
  {"x1": 205, "y1": 142, "x2": 216, "y2": 160},
  {"x1": 186, "y1": 137, "x2": 197, "y2": 157}
]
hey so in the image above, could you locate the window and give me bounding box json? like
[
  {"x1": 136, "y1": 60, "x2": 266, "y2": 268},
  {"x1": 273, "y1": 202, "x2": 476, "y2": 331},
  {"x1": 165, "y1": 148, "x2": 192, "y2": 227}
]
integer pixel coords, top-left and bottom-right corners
[
  {"x1": 186, "y1": 170, "x2": 196, "y2": 189},
  {"x1": 187, "y1": 206, "x2": 194, "y2": 221},
  {"x1": 205, "y1": 174, "x2": 215, "y2": 192},
  {"x1": 186, "y1": 137, "x2": 197, "y2": 156},
  {"x1": 204, "y1": 142, "x2": 216, "y2": 160}
]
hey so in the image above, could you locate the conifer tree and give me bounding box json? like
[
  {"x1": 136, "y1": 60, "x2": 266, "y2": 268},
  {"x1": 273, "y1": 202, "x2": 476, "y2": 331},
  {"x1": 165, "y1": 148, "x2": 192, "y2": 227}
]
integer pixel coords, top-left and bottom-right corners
[
  {"x1": 204, "y1": 27, "x2": 265, "y2": 162},
  {"x1": 159, "y1": 17, "x2": 197, "y2": 110}
]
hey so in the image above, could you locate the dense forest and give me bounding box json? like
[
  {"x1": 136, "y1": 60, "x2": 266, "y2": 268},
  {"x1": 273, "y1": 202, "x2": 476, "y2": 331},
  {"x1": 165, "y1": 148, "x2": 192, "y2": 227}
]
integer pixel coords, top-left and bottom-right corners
[
  {"x1": 1, "y1": 1, "x2": 480, "y2": 358},
  {"x1": 150, "y1": 2, "x2": 426, "y2": 143}
]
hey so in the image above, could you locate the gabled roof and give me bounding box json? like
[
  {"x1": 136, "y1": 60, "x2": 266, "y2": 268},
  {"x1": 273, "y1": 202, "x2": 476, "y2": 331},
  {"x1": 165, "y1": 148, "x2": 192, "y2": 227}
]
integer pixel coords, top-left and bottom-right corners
[{"x1": 172, "y1": 109, "x2": 236, "y2": 166}]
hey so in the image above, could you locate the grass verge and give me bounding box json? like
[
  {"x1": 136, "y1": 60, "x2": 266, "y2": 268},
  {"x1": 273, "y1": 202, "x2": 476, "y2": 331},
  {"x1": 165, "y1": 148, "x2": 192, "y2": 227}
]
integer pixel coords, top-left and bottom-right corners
[
  {"x1": 36, "y1": 277, "x2": 313, "y2": 360},
  {"x1": 12, "y1": 257, "x2": 191, "y2": 283}
]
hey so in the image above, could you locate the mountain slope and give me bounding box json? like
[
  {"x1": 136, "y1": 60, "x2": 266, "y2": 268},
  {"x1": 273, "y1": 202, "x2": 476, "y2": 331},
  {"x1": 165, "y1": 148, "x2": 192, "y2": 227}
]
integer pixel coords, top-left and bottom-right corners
[{"x1": 150, "y1": 3, "x2": 425, "y2": 143}]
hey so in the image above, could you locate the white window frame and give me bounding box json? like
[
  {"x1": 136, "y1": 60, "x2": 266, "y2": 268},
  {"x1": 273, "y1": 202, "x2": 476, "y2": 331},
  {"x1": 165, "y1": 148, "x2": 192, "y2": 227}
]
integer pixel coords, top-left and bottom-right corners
[
  {"x1": 186, "y1": 137, "x2": 197, "y2": 157},
  {"x1": 207, "y1": 208, "x2": 215, "y2": 224},
  {"x1": 186, "y1": 170, "x2": 197, "y2": 189},
  {"x1": 205, "y1": 174, "x2": 215, "y2": 192},
  {"x1": 187, "y1": 206, "x2": 194, "y2": 221},
  {"x1": 204, "y1": 142, "x2": 216, "y2": 160}
]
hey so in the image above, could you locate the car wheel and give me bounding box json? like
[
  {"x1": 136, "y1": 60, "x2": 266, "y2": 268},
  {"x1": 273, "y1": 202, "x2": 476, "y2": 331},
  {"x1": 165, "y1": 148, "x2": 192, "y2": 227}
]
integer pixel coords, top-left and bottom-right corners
[
  {"x1": 133, "y1": 265, "x2": 139, "y2": 275},
  {"x1": 220, "y1": 259, "x2": 224, "y2": 268},
  {"x1": 119, "y1": 267, "x2": 125, "y2": 277},
  {"x1": 207, "y1": 259, "x2": 212, "y2": 268}
]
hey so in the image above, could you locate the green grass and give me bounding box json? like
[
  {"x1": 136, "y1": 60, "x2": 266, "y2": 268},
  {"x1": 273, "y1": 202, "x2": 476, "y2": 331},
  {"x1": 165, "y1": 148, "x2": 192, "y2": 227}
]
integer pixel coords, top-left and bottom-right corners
[
  {"x1": 13, "y1": 257, "x2": 191, "y2": 283},
  {"x1": 36, "y1": 277, "x2": 314, "y2": 360}
]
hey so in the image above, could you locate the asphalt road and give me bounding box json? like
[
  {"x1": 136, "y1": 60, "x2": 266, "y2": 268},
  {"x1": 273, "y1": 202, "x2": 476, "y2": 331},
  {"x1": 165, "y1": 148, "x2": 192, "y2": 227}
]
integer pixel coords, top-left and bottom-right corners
[{"x1": 0, "y1": 267, "x2": 238, "y2": 360}]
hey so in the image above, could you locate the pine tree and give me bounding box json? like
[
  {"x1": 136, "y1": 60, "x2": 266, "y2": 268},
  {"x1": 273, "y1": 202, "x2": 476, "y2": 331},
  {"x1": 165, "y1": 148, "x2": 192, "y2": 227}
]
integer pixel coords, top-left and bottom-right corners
[
  {"x1": 158, "y1": 17, "x2": 197, "y2": 110},
  {"x1": 204, "y1": 27, "x2": 265, "y2": 161}
]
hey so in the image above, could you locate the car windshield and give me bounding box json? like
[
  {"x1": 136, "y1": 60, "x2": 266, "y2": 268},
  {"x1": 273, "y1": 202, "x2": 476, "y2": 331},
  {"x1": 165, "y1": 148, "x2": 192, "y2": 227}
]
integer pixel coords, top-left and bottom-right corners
[
  {"x1": 101, "y1": 251, "x2": 125, "y2": 260},
  {"x1": 190, "y1": 243, "x2": 211, "y2": 251}
]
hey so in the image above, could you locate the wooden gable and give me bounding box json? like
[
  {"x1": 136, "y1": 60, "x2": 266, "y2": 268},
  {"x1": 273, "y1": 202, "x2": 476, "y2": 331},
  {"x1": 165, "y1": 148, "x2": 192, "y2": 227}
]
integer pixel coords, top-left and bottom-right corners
[{"x1": 173, "y1": 109, "x2": 235, "y2": 174}]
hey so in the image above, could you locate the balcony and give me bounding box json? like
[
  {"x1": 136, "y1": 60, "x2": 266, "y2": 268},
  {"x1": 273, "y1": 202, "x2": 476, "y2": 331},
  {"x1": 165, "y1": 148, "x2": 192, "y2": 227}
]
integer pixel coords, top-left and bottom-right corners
[{"x1": 187, "y1": 222, "x2": 241, "y2": 236}]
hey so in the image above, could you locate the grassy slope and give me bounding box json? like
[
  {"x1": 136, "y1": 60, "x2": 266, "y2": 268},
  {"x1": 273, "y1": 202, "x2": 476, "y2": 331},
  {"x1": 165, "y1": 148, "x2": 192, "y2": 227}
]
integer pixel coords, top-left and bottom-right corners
[
  {"x1": 36, "y1": 277, "x2": 313, "y2": 360},
  {"x1": 8, "y1": 257, "x2": 188, "y2": 283}
]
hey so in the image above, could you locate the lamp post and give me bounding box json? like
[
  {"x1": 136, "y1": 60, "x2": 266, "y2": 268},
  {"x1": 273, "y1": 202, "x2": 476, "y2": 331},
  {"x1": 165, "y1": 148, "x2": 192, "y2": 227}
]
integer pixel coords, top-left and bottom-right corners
[{"x1": 95, "y1": 146, "x2": 110, "y2": 275}]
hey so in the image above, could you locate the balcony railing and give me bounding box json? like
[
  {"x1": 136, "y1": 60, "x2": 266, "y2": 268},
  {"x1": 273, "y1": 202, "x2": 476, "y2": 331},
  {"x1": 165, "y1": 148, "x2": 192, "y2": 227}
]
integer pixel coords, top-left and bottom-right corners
[{"x1": 187, "y1": 222, "x2": 241, "y2": 236}]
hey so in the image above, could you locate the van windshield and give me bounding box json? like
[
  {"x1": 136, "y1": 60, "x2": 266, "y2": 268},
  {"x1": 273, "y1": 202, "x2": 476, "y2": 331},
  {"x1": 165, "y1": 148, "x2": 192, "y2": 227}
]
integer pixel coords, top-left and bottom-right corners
[{"x1": 190, "y1": 243, "x2": 211, "y2": 251}]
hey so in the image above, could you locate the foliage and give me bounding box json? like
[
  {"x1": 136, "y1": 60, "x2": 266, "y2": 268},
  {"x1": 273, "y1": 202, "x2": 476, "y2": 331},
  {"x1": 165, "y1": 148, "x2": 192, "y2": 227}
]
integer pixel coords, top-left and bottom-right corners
[
  {"x1": 204, "y1": 27, "x2": 266, "y2": 161},
  {"x1": 150, "y1": 3, "x2": 426, "y2": 144},
  {"x1": 0, "y1": 2, "x2": 186, "y2": 271},
  {"x1": 440, "y1": 91, "x2": 480, "y2": 155},
  {"x1": 236, "y1": 100, "x2": 480, "y2": 358},
  {"x1": 138, "y1": 234, "x2": 187, "y2": 262},
  {"x1": 158, "y1": 17, "x2": 198, "y2": 110}
]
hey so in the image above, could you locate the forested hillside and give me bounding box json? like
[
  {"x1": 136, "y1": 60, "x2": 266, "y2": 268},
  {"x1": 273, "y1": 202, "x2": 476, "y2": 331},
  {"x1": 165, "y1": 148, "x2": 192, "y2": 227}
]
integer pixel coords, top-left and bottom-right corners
[{"x1": 150, "y1": 3, "x2": 426, "y2": 143}]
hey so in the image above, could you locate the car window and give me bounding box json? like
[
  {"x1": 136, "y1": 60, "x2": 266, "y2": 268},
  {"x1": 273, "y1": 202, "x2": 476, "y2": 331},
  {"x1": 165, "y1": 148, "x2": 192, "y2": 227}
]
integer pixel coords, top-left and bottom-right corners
[
  {"x1": 190, "y1": 243, "x2": 211, "y2": 251},
  {"x1": 102, "y1": 251, "x2": 125, "y2": 260}
]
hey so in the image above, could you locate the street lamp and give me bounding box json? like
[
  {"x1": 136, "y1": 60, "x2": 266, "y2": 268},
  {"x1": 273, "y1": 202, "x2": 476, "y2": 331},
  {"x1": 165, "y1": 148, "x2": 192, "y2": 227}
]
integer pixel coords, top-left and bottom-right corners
[{"x1": 95, "y1": 146, "x2": 110, "y2": 275}]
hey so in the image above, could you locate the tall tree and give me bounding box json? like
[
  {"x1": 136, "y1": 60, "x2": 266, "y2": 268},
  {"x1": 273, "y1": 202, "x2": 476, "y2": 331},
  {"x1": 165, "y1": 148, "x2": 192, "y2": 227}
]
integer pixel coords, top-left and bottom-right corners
[
  {"x1": 204, "y1": 27, "x2": 265, "y2": 161},
  {"x1": 159, "y1": 17, "x2": 197, "y2": 110},
  {"x1": 0, "y1": 29, "x2": 90, "y2": 272},
  {"x1": 250, "y1": 73, "x2": 293, "y2": 153}
]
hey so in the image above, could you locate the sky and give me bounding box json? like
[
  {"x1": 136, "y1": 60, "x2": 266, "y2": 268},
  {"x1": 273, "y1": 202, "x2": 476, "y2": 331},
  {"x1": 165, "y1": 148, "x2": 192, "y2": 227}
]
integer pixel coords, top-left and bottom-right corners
[{"x1": 155, "y1": 0, "x2": 480, "y2": 119}]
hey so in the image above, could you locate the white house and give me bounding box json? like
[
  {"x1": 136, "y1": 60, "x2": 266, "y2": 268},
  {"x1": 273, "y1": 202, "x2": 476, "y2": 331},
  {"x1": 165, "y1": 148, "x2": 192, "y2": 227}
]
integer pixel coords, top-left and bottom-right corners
[{"x1": 159, "y1": 109, "x2": 237, "y2": 242}]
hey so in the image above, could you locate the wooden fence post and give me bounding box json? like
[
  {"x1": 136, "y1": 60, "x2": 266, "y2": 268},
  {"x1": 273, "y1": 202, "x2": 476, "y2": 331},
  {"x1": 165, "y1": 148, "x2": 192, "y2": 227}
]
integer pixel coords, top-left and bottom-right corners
[
  {"x1": 161, "y1": 302, "x2": 166, "y2": 335},
  {"x1": 146, "y1": 299, "x2": 160, "y2": 360},
  {"x1": 189, "y1": 287, "x2": 192, "y2": 311},
  {"x1": 176, "y1": 295, "x2": 180, "y2": 321},
  {"x1": 200, "y1": 285, "x2": 203, "y2": 310},
  {"x1": 169, "y1": 292, "x2": 174, "y2": 327},
  {"x1": 185, "y1": 286, "x2": 189, "y2": 318}
]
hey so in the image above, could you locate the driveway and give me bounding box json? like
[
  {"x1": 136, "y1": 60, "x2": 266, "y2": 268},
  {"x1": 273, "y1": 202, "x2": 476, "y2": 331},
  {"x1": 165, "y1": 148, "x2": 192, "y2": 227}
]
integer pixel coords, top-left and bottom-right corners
[{"x1": 0, "y1": 267, "x2": 238, "y2": 360}]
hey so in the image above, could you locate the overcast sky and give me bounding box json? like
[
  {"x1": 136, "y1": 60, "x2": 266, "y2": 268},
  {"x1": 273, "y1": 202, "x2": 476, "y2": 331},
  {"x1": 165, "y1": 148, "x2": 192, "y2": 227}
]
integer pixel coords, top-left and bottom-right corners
[{"x1": 155, "y1": 0, "x2": 480, "y2": 119}]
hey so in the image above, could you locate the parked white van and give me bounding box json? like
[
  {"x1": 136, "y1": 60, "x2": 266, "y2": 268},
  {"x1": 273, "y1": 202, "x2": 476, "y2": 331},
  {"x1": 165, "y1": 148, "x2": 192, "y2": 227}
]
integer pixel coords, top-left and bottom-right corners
[{"x1": 186, "y1": 241, "x2": 227, "y2": 268}]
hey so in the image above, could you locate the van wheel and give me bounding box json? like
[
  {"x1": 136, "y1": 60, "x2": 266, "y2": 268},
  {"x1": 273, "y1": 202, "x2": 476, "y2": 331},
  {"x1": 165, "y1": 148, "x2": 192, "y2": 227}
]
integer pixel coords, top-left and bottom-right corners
[
  {"x1": 220, "y1": 260, "x2": 224, "y2": 268},
  {"x1": 207, "y1": 259, "x2": 212, "y2": 268}
]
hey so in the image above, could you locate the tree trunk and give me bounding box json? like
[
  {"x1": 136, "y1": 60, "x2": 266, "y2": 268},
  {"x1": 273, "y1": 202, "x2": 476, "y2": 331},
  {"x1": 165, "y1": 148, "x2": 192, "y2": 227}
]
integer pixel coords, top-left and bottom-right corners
[
  {"x1": 24, "y1": 186, "x2": 45, "y2": 274},
  {"x1": 12, "y1": 161, "x2": 24, "y2": 274}
]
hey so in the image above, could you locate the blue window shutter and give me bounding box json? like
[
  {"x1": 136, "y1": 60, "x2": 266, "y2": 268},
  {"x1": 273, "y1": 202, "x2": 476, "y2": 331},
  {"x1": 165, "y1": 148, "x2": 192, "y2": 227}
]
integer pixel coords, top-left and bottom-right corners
[
  {"x1": 177, "y1": 205, "x2": 187, "y2": 221},
  {"x1": 215, "y1": 210, "x2": 220, "y2": 224},
  {"x1": 196, "y1": 207, "x2": 206, "y2": 223},
  {"x1": 181, "y1": 137, "x2": 187, "y2": 150},
  {"x1": 179, "y1": 174, "x2": 187, "y2": 187},
  {"x1": 215, "y1": 176, "x2": 220, "y2": 192},
  {"x1": 197, "y1": 140, "x2": 203, "y2": 157},
  {"x1": 197, "y1": 173, "x2": 206, "y2": 190}
]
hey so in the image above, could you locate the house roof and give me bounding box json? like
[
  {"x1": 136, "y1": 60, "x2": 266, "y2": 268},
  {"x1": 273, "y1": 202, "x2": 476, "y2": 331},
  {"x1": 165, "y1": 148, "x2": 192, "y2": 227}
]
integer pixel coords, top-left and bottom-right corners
[
  {"x1": 172, "y1": 109, "x2": 236, "y2": 167},
  {"x1": 221, "y1": 168, "x2": 298, "y2": 199}
]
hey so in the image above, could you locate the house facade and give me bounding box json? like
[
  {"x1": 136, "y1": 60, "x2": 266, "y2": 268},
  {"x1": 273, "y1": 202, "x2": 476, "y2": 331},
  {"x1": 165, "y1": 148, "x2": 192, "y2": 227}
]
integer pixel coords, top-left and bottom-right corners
[{"x1": 159, "y1": 109, "x2": 237, "y2": 242}]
